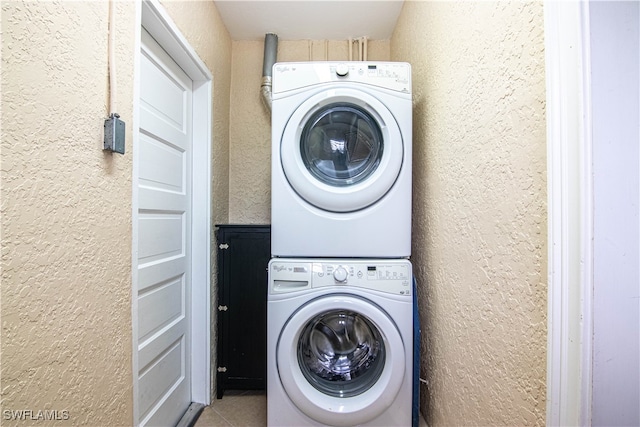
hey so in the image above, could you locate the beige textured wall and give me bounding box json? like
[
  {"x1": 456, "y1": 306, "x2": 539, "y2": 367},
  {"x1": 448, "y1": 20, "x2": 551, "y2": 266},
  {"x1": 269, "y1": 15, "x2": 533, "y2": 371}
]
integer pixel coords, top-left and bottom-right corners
[
  {"x1": 1, "y1": 1, "x2": 136, "y2": 425},
  {"x1": 1, "y1": 0, "x2": 231, "y2": 423},
  {"x1": 228, "y1": 39, "x2": 390, "y2": 223},
  {"x1": 392, "y1": 1, "x2": 547, "y2": 425}
]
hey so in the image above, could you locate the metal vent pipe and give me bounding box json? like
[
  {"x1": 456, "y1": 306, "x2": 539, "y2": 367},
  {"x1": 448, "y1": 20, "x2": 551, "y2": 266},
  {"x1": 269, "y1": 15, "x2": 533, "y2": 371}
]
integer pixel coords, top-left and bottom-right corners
[{"x1": 261, "y1": 33, "x2": 278, "y2": 111}]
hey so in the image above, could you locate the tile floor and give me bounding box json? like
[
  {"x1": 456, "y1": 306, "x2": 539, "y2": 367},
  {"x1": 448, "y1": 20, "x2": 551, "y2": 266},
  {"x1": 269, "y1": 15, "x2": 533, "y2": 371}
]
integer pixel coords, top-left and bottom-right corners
[
  {"x1": 195, "y1": 390, "x2": 266, "y2": 427},
  {"x1": 194, "y1": 390, "x2": 428, "y2": 427}
]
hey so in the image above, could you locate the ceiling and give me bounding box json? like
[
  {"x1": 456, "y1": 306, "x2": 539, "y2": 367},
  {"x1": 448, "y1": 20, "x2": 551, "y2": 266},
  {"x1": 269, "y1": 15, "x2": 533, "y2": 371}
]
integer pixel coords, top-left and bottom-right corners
[{"x1": 213, "y1": 0, "x2": 405, "y2": 41}]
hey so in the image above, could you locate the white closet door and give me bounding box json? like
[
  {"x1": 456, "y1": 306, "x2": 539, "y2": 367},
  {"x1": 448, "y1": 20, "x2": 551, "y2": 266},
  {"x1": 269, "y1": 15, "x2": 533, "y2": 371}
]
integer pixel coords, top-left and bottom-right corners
[{"x1": 136, "y1": 27, "x2": 193, "y2": 427}]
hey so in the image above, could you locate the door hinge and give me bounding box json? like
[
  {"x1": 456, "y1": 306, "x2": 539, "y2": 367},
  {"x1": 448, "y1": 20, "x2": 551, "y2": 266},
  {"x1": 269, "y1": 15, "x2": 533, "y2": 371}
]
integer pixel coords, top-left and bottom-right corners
[
  {"x1": 217, "y1": 367, "x2": 227, "y2": 373},
  {"x1": 218, "y1": 305, "x2": 228, "y2": 311},
  {"x1": 219, "y1": 243, "x2": 229, "y2": 250}
]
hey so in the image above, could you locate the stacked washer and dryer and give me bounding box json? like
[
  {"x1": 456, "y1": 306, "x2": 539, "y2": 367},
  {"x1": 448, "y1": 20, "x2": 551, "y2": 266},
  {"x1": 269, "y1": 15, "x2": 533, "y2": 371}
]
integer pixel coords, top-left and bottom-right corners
[{"x1": 268, "y1": 62, "x2": 414, "y2": 427}]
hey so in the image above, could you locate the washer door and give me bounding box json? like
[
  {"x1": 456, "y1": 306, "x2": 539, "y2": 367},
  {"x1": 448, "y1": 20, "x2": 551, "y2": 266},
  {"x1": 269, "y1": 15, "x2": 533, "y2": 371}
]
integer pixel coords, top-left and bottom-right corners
[
  {"x1": 280, "y1": 88, "x2": 404, "y2": 212},
  {"x1": 277, "y1": 294, "x2": 405, "y2": 427}
]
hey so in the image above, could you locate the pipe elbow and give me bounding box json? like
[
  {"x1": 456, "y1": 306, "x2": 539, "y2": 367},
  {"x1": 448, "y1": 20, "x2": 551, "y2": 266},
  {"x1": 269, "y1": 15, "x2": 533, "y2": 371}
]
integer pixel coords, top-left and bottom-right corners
[{"x1": 261, "y1": 76, "x2": 273, "y2": 110}]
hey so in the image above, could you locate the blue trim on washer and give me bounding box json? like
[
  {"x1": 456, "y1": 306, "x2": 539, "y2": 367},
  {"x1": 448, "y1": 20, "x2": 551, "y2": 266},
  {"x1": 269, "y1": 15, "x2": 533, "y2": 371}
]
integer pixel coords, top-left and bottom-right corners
[{"x1": 412, "y1": 277, "x2": 420, "y2": 427}]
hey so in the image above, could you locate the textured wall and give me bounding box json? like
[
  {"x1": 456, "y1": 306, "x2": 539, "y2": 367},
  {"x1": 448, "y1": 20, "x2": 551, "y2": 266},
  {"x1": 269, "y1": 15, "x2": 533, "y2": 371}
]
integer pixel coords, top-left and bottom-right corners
[
  {"x1": 391, "y1": 1, "x2": 547, "y2": 425},
  {"x1": 228, "y1": 39, "x2": 390, "y2": 224},
  {"x1": 1, "y1": 1, "x2": 136, "y2": 425}
]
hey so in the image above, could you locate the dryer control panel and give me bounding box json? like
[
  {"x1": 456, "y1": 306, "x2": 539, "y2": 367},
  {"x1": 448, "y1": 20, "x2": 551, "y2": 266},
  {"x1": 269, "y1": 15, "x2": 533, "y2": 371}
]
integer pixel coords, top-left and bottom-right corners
[
  {"x1": 269, "y1": 259, "x2": 412, "y2": 296},
  {"x1": 272, "y1": 62, "x2": 412, "y2": 95}
]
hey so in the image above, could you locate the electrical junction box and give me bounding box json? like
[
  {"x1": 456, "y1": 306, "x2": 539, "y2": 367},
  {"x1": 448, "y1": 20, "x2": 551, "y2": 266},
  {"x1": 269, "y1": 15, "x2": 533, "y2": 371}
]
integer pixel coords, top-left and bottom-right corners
[{"x1": 104, "y1": 113, "x2": 125, "y2": 154}]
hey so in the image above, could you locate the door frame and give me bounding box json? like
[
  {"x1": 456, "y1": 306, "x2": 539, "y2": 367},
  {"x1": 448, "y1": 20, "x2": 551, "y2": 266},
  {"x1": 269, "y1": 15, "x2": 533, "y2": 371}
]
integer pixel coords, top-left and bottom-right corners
[
  {"x1": 544, "y1": 1, "x2": 594, "y2": 425},
  {"x1": 132, "y1": 0, "x2": 213, "y2": 423}
]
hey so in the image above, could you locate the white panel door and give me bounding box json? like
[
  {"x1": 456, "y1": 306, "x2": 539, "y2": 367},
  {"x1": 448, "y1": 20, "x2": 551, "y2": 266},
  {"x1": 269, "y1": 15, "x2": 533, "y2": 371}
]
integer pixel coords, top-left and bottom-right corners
[{"x1": 136, "y1": 27, "x2": 193, "y2": 427}]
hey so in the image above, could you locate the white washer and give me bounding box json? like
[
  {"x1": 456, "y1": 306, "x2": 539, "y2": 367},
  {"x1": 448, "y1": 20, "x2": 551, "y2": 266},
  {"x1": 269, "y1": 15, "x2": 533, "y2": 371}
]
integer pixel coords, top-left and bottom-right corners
[
  {"x1": 271, "y1": 62, "x2": 412, "y2": 258},
  {"x1": 267, "y1": 259, "x2": 413, "y2": 427}
]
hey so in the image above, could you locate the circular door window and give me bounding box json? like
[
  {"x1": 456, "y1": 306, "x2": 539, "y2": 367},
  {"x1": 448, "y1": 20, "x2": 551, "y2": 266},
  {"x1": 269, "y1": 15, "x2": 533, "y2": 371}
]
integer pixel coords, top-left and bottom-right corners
[
  {"x1": 300, "y1": 103, "x2": 384, "y2": 187},
  {"x1": 297, "y1": 309, "x2": 385, "y2": 398},
  {"x1": 280, "y1": 89, "x2": 404, "y2": 213},
  {"x1": 277, "y1": 294, "x2": 405, "y2": 427}
]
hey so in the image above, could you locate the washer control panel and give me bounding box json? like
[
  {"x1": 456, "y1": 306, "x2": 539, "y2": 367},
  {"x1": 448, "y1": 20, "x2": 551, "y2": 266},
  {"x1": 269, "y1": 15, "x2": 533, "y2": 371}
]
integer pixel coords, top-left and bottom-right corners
[{"x1": 269, "y1": 259, "x2": 412, "y2": 295}]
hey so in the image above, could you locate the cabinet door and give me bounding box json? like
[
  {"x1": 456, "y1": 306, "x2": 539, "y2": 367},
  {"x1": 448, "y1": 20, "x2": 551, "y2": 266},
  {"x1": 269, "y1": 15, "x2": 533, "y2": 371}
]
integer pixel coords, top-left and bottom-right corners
[{"x1": 217, "y1": 227, "x2": 270, "y2": 398}]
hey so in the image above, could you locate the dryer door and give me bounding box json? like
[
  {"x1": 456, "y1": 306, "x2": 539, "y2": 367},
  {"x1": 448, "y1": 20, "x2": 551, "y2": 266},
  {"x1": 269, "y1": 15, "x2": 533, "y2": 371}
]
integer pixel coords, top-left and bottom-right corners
[
  {"x1": 277, "y1": 294, "x2": 406, "y2": 427},
  {"x1": 280, "y1": 88, "x2": 404, "y2": 212}
]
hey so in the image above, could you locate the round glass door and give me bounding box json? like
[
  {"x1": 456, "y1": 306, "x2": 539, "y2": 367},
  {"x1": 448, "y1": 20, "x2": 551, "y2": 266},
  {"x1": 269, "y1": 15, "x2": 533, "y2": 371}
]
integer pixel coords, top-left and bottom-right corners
[
  {"x1": 277, "y1": 294, "x2": 405, "y2": 427},
  {"x1": 300, "y1": 103, "x2": 384, "y2": 187},
  {"x1": 280, "y1": 88, "x2": 404, "y2": 213},
  {"x1": 297, "y1": 309, "x2": 385, "y2": 398}
]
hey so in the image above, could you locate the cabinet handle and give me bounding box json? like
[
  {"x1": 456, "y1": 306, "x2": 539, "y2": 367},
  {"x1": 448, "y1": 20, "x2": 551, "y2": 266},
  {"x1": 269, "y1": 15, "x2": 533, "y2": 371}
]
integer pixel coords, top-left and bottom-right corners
[
  {"x1": 219, "y1": 243, "x2": 229, "y2": 249},
  {"x1": 218, "y1": 305, "x2": 228, "y2": 311}
]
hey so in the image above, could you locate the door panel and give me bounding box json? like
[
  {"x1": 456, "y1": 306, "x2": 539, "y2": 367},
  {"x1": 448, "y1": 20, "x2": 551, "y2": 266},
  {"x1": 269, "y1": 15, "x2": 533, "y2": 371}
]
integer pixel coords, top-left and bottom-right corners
[
  {"x1": 138, "y1": 276, "x2": 184, "y2": 341},
  {"x1": 136, "y1": 27, "x2": 193, "y2": 427},
  {"x1": 139, "y1": 133, "x2": 186, "y2": 194},
  {"x1": 138, "y1": 213, "x2": 185, "y2": 265}
]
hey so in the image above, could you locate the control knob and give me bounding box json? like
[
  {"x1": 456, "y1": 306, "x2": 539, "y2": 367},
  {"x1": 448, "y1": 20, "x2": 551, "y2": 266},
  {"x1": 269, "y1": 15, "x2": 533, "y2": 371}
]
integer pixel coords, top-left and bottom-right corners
[
  {"x1": 335, "y1": 63, "x2": 349, "y2": 77},
  {"x1": 333, "y1": 266, "x2": 348, "y2": 283}
]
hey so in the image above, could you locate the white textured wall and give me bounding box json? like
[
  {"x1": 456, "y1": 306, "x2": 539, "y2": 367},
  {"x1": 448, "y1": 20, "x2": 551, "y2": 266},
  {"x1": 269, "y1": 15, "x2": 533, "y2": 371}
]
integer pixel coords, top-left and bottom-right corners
[
  {"x1": 392, "y1": 1, "x2": 547, "y2": 425},
  {"x1": 1, "y1": 0, "x2": 231, "y2": 423},
  {"x1": 228, "y1": 39, "x2": 390, "y2": 223}
]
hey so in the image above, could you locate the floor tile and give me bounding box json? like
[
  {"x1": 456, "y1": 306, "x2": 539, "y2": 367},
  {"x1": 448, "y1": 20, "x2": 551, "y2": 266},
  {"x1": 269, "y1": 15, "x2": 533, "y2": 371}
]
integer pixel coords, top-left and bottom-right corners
[
  {"x1": 195, "y1": 390, "x2": 266, "y2": 427},
  {"x1": 194, "y1": 390, "x2": 428, "y2": 426}
]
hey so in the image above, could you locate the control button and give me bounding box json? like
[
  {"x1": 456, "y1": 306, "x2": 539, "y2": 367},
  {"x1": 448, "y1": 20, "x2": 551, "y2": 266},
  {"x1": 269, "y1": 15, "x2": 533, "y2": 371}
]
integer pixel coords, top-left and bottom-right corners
[
  {"x1": 335, "y1": 64, "x2": 349, "y2": 77},
  {"x1": 333, "y1": 266, "x2": 348, "y2": 282},
  {"x1": 357, "y1": 271, "x2": 363, "y2": 278}
]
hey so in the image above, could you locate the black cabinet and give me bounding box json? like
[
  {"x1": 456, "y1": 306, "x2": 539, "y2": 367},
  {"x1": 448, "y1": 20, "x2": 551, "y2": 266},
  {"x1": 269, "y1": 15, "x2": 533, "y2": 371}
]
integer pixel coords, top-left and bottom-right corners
[{"x1": 215, "y1": 225, "x2": 270, "y2": 398}]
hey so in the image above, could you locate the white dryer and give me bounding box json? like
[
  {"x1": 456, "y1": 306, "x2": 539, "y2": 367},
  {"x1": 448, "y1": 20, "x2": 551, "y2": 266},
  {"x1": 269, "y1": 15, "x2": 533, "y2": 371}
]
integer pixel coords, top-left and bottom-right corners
[
  {"x1": 267, "y1": 258, "x2": 413, "y2": 427},
  {"x1": 271, "y1": 62, "x2": 412, "y2": 258}
]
